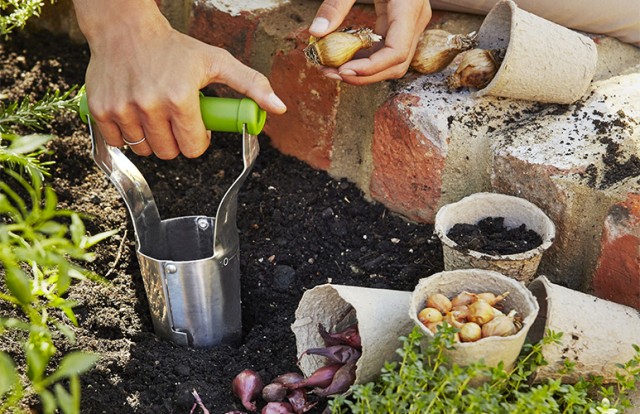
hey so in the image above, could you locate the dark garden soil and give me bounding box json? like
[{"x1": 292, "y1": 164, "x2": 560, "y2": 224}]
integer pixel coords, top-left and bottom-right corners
[
  {"x1": 447, "y1": 217, "x2": 543, "y2": 256},
  {"x1": 1, "y1": 31, "x2": 445, "y2": 413}
]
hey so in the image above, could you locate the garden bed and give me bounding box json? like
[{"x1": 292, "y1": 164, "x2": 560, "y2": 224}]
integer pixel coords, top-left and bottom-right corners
[{"x1": 0, "y1": 31, "x2": 442, "y2": 413}]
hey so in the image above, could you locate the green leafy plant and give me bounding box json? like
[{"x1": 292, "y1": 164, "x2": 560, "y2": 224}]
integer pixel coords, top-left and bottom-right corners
[
  {"x1": 330, "y1": 324, "x2": 640, "y2": 413},
  {"x1": 0, "y1": 88, "x2": 80, "y2": 134},
  {"x1": 0, "y1": 168, "x2": 116, "y2": 414},
  {"x1": 0, "y1": 0, "x2": 55, "y2": 36},
  {"x1": 1, "y1": 86, "x2": 115, "y2": 414}
]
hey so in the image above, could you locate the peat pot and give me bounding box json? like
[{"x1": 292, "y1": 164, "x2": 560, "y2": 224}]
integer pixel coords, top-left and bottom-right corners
[
  {"x1": 473, "y1": 0, "x2": 597, "y2": 104},
  {"x1": 291, "y1": 284, "x2": 414, "y2": 384},
  {"x1": 528, "y1": 276, "x2": 640, "y2": 384},
  {"x1": 434, "y1": 192, "x2": 555, "y2": 284},
  {"x1": 409, "y1": 269, "x2": 539, "y2": 372}
]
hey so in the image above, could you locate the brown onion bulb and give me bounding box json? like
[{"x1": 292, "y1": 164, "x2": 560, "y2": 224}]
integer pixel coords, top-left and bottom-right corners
[
  {"x1": 304, "y1": 28, "x2": 382, "y2": 67},
  {"x1": 425, "y1": 321, "x2": 443, "y2": 334},
  {"x1": 476, "y1": 291, "x2": 510, "y2": 306},
  {"x1": 418, "y1": 307, "x2": 443, "y2": 325},
  {"x1": 447, "y1": 48, "x2": 500, "y2": 90},
  {"x1": 468, "y1": 300, "x2": 495, "y2": 325},
  {"x1": 482, "y1": 309, "x2": 519, "y2": 338},
  {"x1": 426, "y1": 293, "x2": 453, "y2": 314},
  {"x1": 444, "y1": 311, "x2": 465, "y2": 329},
  {"x1": 459, "y1": 322, "x2": 482, "y2": 342},
  {"x1": 451, "y1": 305, "x2": 470, "y2": 321},
  {"x1": 410, "y1": 29, "x2": 477, "y2": 74},
  {"x1": 451, "y1": 291, "x2": 477, "y2": 307}
]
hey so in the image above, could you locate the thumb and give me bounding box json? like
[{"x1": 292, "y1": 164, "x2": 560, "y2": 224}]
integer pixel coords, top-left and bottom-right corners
[
  {"x1": 309, "y1": 0, "x2": 357, "y2": 37},
  {"x1": 206, "y1": 48, "x2": 287, "y2": 115}
]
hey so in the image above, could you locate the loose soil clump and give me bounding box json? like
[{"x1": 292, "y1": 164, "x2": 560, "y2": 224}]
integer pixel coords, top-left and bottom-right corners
[
  {"x1": 1, "y1": 31, "x2": 443, "y2": 413},
  {"x1": 447, "y1": 217, "x2": 543, "y2": 255}
]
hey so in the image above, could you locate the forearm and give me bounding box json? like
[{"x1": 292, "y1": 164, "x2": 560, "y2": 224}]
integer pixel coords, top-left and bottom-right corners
[{"x1": 72, "y1": 0, "x2": 171, "y2": 47}]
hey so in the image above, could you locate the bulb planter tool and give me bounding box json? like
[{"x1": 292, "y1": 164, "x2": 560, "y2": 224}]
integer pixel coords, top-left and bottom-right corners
[{"x1": 80, "y1": 93, "x2": 265, "y2": 347}]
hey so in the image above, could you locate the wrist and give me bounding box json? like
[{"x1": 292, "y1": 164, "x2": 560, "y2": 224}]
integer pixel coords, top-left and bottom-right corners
[{"x1": 72, "y1": 0, "x2": 170, "y2": 45}]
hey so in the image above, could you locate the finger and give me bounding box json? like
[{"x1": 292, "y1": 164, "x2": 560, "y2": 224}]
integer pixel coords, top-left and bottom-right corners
[
  {"x1": 140, "y1": 116, "x2": 180, "y2": 160},
  {"x1": 92, "y1": 118, "x2": 126, "y2": 147},
  {"x1": 119, "y1": 121, "x2": 153, "y2": 157},
  {"x1": 320, "y1": 67, "x2": 344, "y2": 81},
  {"x1": 340, "y1": 45, "x2": 410, "y2": 79},
  {"x1": 338, "y1": 2, "x2": 430, "y2": 78},
  {"x1": 339, "y1": 60, "x2": 407, "y2": 85},
  {"x1": 210, "y1": 49, "x2": 287, "y2": 115},
  {"x1": 309, "y1": 0, "x2": 357, "y2": 37},
  {"x1": 170, "y1": 93, "x2": 210, "y2": 159}
]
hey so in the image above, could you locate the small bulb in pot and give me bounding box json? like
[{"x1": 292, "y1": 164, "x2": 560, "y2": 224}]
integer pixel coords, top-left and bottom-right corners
[
  {"x1": 426, "y1": 293, "x2": 452, "y2": 314},
  {"x1": 304, "y1": 28, "x2": 383, "y2": 68},
  {"x1": 418, "y1": 307, "x2": 443, "y2": 325},
  {"x1": 459, "y1": 322, "x2": 482, "y2": 342},
  {"x1": 482, "y1": 309, "x2": 519, "y2": 338},
  {"x1": 410, "y1": 29, "x2": 477, "y2": 74},
  {"x1": 447, "y1": 48, "x2": 501, "y2": 90}
]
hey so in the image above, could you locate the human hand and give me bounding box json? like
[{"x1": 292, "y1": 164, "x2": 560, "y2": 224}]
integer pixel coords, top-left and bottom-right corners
[
  {"x1": 308, "y1": 0, "x2": 432, "y2": 84},
  {"x1": 74, "y1": 0, "x2": 286, "y2": 159}
]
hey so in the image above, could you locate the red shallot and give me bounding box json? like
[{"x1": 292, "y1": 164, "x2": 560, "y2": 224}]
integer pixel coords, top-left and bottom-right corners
[
  {"x1": 232, "y1": 369, "x2": 264, "y2": 412},
  {"x1": 299, "y1": 345, "x2": 361, "y2": 364},
  {"x1": 315, "y1": 361, "x2": 357, "y2": 397},
  {"x1": 262, "y1": 382, "x2": 288, "y2": 402},
  {"x1": 261, "y1": 402, "x2": 294, "y2": 414},
  {"x1": 318, "y1": 323, "x2": 361, "y2": 349},
  {"x1": 272, "y1": 372, "x2": 305, "y2": 388},
  {"x1": 292, "y1": 364, "x2": 342, "y2": 389},
  {"x1": 287, "y1": 389, "x2": 317, "y2": 414}
]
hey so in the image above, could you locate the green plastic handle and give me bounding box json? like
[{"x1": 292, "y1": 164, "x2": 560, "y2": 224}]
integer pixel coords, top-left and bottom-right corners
[{"x1": 79, "y1": 93, "x2": 266, "y2": 135}]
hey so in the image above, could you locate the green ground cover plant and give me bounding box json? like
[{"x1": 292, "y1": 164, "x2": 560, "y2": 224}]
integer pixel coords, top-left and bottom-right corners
[
  {"x1": 330, "y1": 324, "x2": 640, "y2": 414},
  {"x1": 0, "y1": 16, "x2": 116, "y2": 409},
  {"x1": 0, "y1": 0, "x2": 54, "y2": 36}
]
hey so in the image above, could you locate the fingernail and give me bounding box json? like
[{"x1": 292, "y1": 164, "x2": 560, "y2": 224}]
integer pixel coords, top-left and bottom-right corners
[
  {"x1": 338, "y1": 69, "x2": 357, "y2": 77},
  {"x1": 309, "y1": 17, "x2": 329, "y2": 34},
  {"x1": 324, "y1": 73, "x2": 343, "y2": 81},
  {"x1": 269, "y1": 93, "x2": 287, "y2": 111}
]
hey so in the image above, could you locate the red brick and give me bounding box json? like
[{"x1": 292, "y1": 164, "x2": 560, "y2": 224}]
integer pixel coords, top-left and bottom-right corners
[
  {"x1": 188, "y1": 3, "x2": 260, "y2": 99},
  {"x1": 592, "y1": 195, "x2": 640, "y2": 309},
  {"x1": 265, "y1": 49, "x2": 338, "y2": 170},
  {"x1": 370, "y1": 94, "x2": 446, "y2": 222},
  {"x1": 264, "y1": 7, "x2": 377, "y2": 171}
]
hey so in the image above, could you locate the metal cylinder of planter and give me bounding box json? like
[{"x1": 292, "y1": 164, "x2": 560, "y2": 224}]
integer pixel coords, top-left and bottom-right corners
[{"x1": 80, "y1": 93, "x2": 264, "y2": 347}]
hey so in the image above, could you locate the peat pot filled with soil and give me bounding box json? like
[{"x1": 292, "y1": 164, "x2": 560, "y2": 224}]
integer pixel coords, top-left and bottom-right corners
[{"x1": 434, "y1": 192, "x2": 555, "y2": 284}]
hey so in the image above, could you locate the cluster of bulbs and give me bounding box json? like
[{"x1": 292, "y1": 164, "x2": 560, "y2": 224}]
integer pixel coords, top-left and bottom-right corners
[{"x1": 304, "y1": 27, "x2": 502, "y2": 90}]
